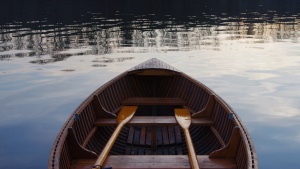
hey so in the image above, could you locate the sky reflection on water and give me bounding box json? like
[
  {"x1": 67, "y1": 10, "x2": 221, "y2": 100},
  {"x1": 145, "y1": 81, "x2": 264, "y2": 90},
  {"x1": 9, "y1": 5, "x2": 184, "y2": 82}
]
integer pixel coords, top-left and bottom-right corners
[{"x1": 1, "y1": 0, "x2": 300, "y2": 169}]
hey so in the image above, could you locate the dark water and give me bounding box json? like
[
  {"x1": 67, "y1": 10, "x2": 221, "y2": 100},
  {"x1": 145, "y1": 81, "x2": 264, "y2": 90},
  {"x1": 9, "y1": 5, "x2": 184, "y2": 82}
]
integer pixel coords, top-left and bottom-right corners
[{"x1": 1, "y1": 0, "x2": 300, "y2": 168}]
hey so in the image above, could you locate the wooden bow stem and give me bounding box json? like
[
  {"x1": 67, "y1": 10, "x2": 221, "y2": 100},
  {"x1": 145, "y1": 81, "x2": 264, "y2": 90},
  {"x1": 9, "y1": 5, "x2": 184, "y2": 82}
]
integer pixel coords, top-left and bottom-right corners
[
  {"x1": 92, "y1": 106, "x2": 138, "y2": 169},
  {"x1": 175, "y1": 108, "x2": 200, "y2": 169}
]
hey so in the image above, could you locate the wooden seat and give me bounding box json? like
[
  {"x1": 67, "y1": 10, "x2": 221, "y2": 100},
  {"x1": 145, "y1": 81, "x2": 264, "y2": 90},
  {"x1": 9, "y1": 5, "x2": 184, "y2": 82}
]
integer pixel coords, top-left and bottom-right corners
[
  {"x1": 71, "y1": 155, "x2": 237, "y2": 169},
  {"x1": 94, "y1": 116, "x2": 213, "y2": 126}
]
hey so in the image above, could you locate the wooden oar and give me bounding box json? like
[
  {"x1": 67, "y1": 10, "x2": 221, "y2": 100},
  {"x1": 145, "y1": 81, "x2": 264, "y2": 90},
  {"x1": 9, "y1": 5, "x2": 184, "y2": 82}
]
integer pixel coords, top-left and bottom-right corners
[
  {"x1": 175, "y1": 108, "x2": 200, "y2": 169},
  {"x1": 92, "y1": 106, "x2": 138, "y2": 169}
]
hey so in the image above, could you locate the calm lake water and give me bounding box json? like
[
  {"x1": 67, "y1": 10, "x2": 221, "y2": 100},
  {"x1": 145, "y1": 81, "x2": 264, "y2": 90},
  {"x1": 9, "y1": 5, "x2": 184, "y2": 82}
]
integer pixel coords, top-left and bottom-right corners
[{"x1": 1, "y1": 0, "x2": 300, "y2": 168}]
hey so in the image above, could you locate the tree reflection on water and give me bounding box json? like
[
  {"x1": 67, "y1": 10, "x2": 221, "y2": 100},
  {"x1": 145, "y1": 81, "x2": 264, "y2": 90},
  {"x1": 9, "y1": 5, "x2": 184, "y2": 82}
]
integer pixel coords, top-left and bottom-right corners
[{"x1": 0, "y1": 0, "x2": 299, "y2": 64}]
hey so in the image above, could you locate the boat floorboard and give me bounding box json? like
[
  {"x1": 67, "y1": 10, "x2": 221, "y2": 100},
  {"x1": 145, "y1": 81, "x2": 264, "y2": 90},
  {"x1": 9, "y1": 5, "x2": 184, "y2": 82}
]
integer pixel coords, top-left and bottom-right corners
[{"x1": 71, "y1": 155, "x2": 237, "y2": 169}]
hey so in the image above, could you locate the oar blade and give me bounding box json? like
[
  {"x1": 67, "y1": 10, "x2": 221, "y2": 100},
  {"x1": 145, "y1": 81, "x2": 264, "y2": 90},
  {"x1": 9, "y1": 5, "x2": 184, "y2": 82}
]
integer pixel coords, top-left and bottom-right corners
[
  {"x1": 93, "y1": 106, "x2": 138, "y2": 169},
  {"x1": 175, "y1": 108, "x2": 191, "y2": 129},
  {"x1": 175, "y1": 108, "x2": 200, "y2": 169},
  {"x1": 117, "y1": 106, "x2": 138, "y2": 124}
]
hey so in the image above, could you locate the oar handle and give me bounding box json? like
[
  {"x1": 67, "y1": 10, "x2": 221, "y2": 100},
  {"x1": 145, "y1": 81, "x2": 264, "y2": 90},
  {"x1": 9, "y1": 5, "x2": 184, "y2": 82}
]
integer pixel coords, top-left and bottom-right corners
[
  {"x1": 183, "y1": 128, "x2": 200, "y2": 169},
  {"x1": 92, "y1": 123, "x2": 125, "y2": 169}
]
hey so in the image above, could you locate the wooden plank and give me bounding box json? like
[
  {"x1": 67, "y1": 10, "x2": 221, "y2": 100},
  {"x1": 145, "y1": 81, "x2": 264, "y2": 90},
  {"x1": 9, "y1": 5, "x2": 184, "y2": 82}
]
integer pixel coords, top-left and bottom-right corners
[
  {"x1": 174, "y1": 126, "x2": 182, "y2": 144},
  {"x1": 140, "y1": 127, "x2": 146, "y2": 145},
  {"x1": 82, "y1": 127, "x2": 97, "y2": 148},
  {"x1": 156, "y1": 149, "x2": 163, "y2": 155},
  {"x1": 127, "y1": 126, "x2": 135, "y2": 144},
  {"x1": 170, "y1": 148, "x2": 176, "y2": 155},
  {"x1": 210, "y1": 126, "x2": 226, "y2": 147},
  {"x1": 131, "y1": 148, "x2": 137, "y2": 155},
  {"x1": 94, "y1": 116, "x2": 213, "y2": 126},
  {"x1": 192, "y1": 95, "x2": 216, "y2": 118},
  {"x1": 176, "y1": 147, "x2": 183, "y2": 155},
  {"x1": 145, "y1": 149, "x2": 152, "y2": 155},
  {"x1": 152, "y1": 126, "x2": 157, "y2": 150},
  {"x1": 168, "y1": 126, "x2": 176, "y2": 144},
  {"x1": 163, "y1": 149, "x2": 169, "y2": 155},
  {"x1": 138, "y1": 148, "x2": 145, "y2": 155},
  {"x1": 122, "y1": 97, "x2": 186, "y2": 105},
  {"x1": 125, "y1": 147, "x2": 131, "y2": 155},
  {"x1": 133, "y1": 127, "x2": 141, "y2": 145},
  {"x1": 66, "y1": 128, "x2": 98, "y2": 159},
  {"x1": 156, "y1": 127, "x2": 163, "y2": 146},
  {"x1": 146, "y1": 127, "x2": 152, "y2": 146},
  {"x1": 210, "y1": 127, "x2": 241, "y2": 158},
  {"x1": 71, "y1": 155, "x2": 237, "y2": 169},
  {"x1": 162, "y1": 126, "x2": 169, "y2": 145},
  {"x1": 129, "y1": 69, "x2": 179, "y2": 76}
]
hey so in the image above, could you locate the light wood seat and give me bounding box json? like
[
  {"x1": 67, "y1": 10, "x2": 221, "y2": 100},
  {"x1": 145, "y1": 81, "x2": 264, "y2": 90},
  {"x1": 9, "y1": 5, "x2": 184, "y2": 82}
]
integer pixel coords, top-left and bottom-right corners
[
  {"x1": 71, "y1": 155, "x2": 237, "y2": 169},
  {"x1": 94, "y1": 116, "x2": 214, "y2": 126}
]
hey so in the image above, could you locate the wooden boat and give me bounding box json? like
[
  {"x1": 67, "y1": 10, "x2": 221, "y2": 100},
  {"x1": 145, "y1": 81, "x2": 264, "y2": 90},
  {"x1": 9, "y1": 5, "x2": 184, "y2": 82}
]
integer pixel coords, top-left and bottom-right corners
[{"x1": 48, "y1": 58, "x2": 258, "y2": 169}]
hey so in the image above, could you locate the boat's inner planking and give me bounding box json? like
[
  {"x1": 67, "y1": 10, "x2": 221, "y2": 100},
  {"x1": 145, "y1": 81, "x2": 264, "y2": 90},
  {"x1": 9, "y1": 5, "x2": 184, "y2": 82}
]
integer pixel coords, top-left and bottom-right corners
[
  {"x1": 88, "y1": 107, "x2": 221, "y2": 156},
  {"x1": 56, "y1": 74, "x2": 252, "y2": 169}
]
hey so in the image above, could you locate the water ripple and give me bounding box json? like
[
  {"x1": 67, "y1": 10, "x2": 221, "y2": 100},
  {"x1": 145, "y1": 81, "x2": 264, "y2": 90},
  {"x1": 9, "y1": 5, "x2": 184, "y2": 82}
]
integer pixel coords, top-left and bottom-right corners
[{"x1": 0, "y1": 0, "x2": 299, "y2": 66}]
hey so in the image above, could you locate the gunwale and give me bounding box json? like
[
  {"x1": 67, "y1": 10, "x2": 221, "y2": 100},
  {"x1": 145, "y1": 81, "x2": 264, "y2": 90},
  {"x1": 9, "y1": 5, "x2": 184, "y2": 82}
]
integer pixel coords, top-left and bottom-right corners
[{"x1": 48, "y1": 58, "x2": 258, "y2": 169}]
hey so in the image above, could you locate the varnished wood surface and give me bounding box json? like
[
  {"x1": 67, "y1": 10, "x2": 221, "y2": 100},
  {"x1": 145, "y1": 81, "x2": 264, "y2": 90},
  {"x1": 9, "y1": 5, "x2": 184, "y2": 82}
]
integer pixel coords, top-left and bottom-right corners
[
  {"x1": 71, "y1": 155, "x2": 237, "y2": 169},
  {"x1": 175, "y1": 109, "x2": 200, "y2": 169},
  {"x1": 66, "y1": 128, "x2": 98, "y2": 159},
  {"x1": 125, "y1": 125, "x2": 184, "y2": 155},
  {"x1": 210, "y1": 126, "x2": 226, "y2": 147},
  {"x1": 93, "y1": 106, "x2": 138, "y2": 168},
  {"x1": 82, "y1": 127, "x2": 97, "y2": 148},
  {"x1": 209, "y1": 127, "x2": 241, "y2": 158},
  {"x1": 192, "y1": 95, "x2": 216, "y2": 118},
  {"x1": 49, "y1": 59, "x2": 257, "y2": 169},
  {"x1": 128, "y1": 58, "x2": 180, "y2": 72},
  {"x1": 94, "y1": 116, "x2": 214, "y2": 126},
  {"x1": 129, "y1": 69, "x2": 179, "y2": 76},
  {"x1": 122, "y1": 97, "x2": 186, "y2": 105}
]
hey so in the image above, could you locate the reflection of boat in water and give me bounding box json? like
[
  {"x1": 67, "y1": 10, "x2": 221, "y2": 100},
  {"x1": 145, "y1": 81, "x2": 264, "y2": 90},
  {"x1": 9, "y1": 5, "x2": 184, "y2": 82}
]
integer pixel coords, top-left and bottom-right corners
[{"x1": 48, "y1": 58, "x2": 258, "y2": 169}]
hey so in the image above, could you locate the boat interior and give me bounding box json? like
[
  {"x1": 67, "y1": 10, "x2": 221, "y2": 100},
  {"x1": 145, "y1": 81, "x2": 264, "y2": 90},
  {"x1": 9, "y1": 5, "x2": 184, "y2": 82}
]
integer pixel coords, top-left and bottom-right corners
[{"x1": 52, "y1": 70, "x2": 255, "y2": 169}]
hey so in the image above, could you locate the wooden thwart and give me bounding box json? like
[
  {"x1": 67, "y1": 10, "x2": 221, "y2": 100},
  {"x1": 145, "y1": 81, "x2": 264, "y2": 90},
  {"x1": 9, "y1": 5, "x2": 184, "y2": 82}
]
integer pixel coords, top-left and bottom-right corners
[
  {"x1": 122, "y1": 97, "x2": 186, "y2": 105},
  {"x1": 71, "y1": 155, "x2": 237, "y2": 169},
  {"x1": 94, "y1": 116, "x2": 213, "y2": 126}
]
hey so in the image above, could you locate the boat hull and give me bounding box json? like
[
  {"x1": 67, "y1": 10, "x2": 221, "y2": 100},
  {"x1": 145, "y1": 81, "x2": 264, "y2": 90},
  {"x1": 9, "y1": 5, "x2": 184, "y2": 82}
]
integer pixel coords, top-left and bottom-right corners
[{"x1": 48, "y1": 58, "x2": 258, "y2": 169}]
